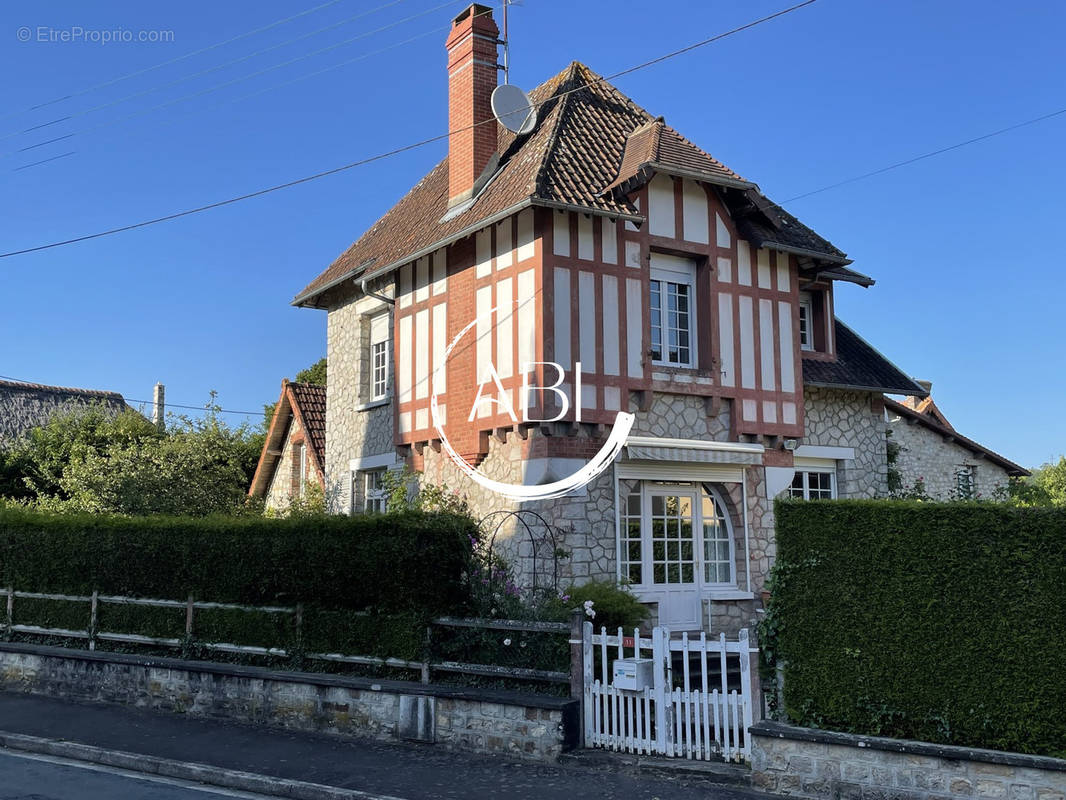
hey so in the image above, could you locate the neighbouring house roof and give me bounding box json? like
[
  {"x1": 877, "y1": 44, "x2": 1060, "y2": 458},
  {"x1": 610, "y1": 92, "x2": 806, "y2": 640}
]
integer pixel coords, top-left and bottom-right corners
[
  {"x1": 294, "y1": 62, "x2": 852, "y2": 306},
  {"x1": 883, "y1": 396, "x2": 1030, "y2": 477},
  {"x1": 248, "y1": 381, "x2": 326, "y2": 499},
  {"x1": 0, "y1": 378, "x2": 130, "y2": 443},
  {"x1": 802, "y1": 320, "x2": 929, "y2": 397},
  {"x1": 900, "y1": 394, "x2": 954, "y2": 431}
]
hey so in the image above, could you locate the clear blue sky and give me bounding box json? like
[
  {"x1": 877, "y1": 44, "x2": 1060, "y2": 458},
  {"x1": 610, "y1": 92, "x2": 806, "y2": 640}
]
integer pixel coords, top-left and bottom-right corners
[{"x1": 1, "y1": 0, "x2": 1062, "y2": 468}]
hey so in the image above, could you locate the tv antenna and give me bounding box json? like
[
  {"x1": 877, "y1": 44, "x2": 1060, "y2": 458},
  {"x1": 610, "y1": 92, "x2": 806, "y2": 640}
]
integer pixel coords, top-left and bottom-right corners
[{"x1": 492, "y1": 1, "x2": 536, "y2": 134}]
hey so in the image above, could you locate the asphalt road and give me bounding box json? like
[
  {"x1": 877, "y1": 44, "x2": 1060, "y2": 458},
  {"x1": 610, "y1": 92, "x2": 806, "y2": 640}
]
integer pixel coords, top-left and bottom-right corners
[{"x1": 0, "y1": 751, "x2": 285, "y2": 800}]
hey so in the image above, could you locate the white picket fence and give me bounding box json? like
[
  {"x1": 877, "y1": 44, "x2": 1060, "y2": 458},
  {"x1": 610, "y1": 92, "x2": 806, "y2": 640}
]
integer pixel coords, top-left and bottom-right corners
[{"x1": 582, "y1": 623, "x2": 755, "y2": 761}]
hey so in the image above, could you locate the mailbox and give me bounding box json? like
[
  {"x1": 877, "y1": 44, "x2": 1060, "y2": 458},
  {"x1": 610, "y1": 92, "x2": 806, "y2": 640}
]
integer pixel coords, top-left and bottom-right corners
[{"x1": 612, "y1": 658, "x2": 655, "y2": 691}]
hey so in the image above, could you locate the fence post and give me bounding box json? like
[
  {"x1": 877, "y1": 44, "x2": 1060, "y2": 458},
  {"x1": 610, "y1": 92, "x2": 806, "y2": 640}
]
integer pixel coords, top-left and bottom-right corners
[
  {"x1": 421, "y1": 624, "x2": 432, "y2": 684},
  {"x1": 582, "y1": 619, "x2": 593, "y2": 746},
  {"x1": 89, "y1": 591, "x2": 98, "y2": 651},
  {"x1": 652, "y1": 625, "x2": 671, "y2": 756},
  {"x1": 185, "y1": 595, "x2": 195, "y2": 637},
  {"x1": 739, "y1": 628, "x2": 754, "y2": 756},
  {"x1": 5, "y1": 587, "x2": 13, "y2": 636},
  {"x1": 569, "y1": 607, "x2": 584, "y2": 700}
]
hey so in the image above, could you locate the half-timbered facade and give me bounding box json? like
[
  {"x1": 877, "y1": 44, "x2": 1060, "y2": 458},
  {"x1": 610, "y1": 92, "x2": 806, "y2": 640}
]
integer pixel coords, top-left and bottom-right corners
[{"x1": 294, "y1": 4, "x2": 931, "y2": 634}]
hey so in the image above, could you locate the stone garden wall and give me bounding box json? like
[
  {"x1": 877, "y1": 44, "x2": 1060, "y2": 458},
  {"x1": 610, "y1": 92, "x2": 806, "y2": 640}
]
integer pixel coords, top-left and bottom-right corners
[{"x1": 751, "y1": 721, "x2": 1066, "y2": 800}]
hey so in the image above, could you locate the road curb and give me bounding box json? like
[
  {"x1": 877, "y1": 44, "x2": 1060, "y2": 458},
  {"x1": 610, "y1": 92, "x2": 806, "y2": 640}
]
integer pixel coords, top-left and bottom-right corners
[
  {"x1": 558, "y1": 748, "x2": 753, "y2": 787},
  {"x1": 0, "y1": 730, "x2": 403, "y2": 800}
]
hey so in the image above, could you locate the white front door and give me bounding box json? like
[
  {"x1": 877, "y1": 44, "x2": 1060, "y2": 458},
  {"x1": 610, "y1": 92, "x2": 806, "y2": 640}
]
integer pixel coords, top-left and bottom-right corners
[
  {"x1": 620, "y1": 481, "x2": 739, "y2": 631},
  {"x1": 644, "y1": 487, "x2": 702, "y2": 629}
]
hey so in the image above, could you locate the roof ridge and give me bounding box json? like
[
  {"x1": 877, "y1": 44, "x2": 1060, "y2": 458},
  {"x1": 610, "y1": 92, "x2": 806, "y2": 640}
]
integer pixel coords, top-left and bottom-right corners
[
  {"x1": 531, "y1": 62, "x2": 586, "y2": 200},
  {"x1": 0, "y1": 379, "x2": 124, "y2": 399}
]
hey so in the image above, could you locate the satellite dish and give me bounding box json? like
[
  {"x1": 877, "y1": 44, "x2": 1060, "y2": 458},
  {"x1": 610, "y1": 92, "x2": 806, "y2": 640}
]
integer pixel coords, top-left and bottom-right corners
[{"x1": 491, "y1": 84, "x2": 537, "y2": 135}]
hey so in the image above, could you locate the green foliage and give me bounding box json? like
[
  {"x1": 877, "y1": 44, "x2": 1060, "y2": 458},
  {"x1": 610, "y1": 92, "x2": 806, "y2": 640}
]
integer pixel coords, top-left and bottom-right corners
[
  {"x1": 380, "y1": 467, "x2": 471, "y2": 516},
  {"x1": 769, "y1": 498, "x2": 1066, "y2": 757},
  {"x1": 0, "y1": 505, "x2": 477, "y2": 616},
  {"x1": 547, "y1": 580, "x2": 648, "y2": 633},
  {"x1": 1008, "y1": 456, "x2": 1066, "y2": 507},
  {"x1": 1, "y1": 399, "x2": 265, "y2": 516},
  {"x1": 295, "y1": 358, "x2": 327, "y2": 386}
]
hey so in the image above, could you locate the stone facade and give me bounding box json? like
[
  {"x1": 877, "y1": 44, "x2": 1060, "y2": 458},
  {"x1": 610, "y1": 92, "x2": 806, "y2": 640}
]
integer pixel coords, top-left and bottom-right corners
[
  {"x1": 324, "y1": 285, "x2": 398, "y2": 513},
  {"x1": 887, "y1": 414, "x2": 1011, "y2": 500},
  {"x1": 264, "y1": 410, "x2": 306, "y2": 512},
  {"x1": 0, "y1": 643, "x2": 577, "y2": 763},
  {"x1": 804, "y1": 387, "x2": 889, "y2": 499},
  {"x1": 751, "y1": 722, "x2": 1066, "y2": 800}
]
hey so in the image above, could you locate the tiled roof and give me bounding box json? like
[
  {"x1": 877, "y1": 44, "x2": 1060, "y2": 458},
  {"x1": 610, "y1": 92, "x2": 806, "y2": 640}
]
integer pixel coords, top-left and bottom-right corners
[
  {"x1": 0, "y1": 379, "x2": 129, "y2": 442},
  {"x1": 295, "y1": 62, "x2": 848, "y2": 305},
  {"x1": 803, "y1": 321, "x2": 928, "y2": 396},
  {"x1": 248, "y1": 380, "x2": 327, "y2": 499},
  {"x1": 288, "y1": 382, "x2": 326, "y2": 469},
  {"x1": 884, "y1": 396, "x2": 1029, "y2": 477}
]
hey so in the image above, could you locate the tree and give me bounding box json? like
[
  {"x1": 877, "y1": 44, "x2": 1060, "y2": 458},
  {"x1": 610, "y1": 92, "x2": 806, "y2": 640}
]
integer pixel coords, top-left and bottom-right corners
[
  {"x1": 1009, "y1": 456, "x2": 1066, "y2": 506},
  {"x1": 1, "y1": 398, "x2": 264, "y2": 516},
  {"x1": 263, "y1": 357, "x2": 327, "y2": 427}
]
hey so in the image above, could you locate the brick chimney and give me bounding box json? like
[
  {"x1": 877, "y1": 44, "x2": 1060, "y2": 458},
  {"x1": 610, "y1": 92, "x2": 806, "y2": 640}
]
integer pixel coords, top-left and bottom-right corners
[{"x1": 446, "y1": 4, "x2": 500, "y2": 208}]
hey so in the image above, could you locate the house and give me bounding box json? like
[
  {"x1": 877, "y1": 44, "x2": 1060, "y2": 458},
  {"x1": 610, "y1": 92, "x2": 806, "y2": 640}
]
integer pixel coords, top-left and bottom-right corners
[
  {"x1": 885, "y1": 384, "x2": 1028, "y2": 499},
  {"x1": 292, "y1": 4, "x2": 939, "y2": 633},
  {"x1": 249, "y1": 380, "x2": 326, "y2": 511},
  {"x1": 0, "y1": 378, "x2": 131, "y2": 443}
]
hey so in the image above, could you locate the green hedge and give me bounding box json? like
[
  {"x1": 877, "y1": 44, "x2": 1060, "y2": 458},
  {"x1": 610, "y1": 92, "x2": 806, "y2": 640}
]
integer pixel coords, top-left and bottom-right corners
[
  {"x1": 770, "y1": 499, "x2": 1066, "y2": 758},
  {"x1": 0, "y1": 507, "x2": 477, "y2": 614}
]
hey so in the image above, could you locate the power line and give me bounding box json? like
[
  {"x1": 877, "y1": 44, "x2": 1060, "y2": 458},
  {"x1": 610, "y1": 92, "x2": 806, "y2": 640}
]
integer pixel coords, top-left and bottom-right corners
[
  {"x1": 0, "y1": 375, "x2": 266, "y2": 417},
  {"x1": 2, "y1": 0, "x2": 413, "y2": 146},
  {"x1": 0, "y1": 0, "x2": 818, "y2": 258},
  {"x1": 0, "y1": 0, "x2": 354, "y2": 121},
  {"x1": 781, "y1": 106, "x2": 1066, "y2": 204},
  {"x1": 5, "y1": 0, "x2": 465, "y2": 161}
]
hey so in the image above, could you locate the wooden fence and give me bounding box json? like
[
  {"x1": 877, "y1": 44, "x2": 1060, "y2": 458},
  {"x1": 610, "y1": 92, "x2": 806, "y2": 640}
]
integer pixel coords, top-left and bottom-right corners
[{"x1": 2, "y1": 588, "x2": 572, "y2": 687}]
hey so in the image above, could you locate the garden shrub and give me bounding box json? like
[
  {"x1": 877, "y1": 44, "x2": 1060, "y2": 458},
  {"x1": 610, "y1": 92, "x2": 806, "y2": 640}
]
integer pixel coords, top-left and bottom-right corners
[
  {"x1": 0, "y1": 506, "x2": 477, "y2": 658},
  {"x1": 768, "y1": 499, "x2": 1066, "y2": 757}
]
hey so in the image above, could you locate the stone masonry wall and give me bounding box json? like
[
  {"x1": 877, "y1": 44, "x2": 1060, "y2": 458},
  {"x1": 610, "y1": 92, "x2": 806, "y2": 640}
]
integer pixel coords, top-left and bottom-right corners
[
  {"x1": 887, "y1": 415, "x2": 1011, "y2": 500},
  {"x1": 325, "y1": 286, "x2": 397, "y2": 513},
  {"x1": 751, "y1": 722, "x2": 1066, "y2": 800},
  {"x1": 0, "y1": 643, "x2": 576, "y2": 763},
  {"x1": 264, "y1": 412, "x2": 304, "y2": 513},
  {"x1": 804, "y1": 387, "x2": 888, "y2": 498}
]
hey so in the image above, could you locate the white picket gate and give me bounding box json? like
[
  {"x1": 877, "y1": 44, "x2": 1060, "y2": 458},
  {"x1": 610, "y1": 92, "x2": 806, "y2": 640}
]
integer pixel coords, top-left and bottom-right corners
[{"x1": 581, "y1": 623, "x2": 755, "y2": 761}]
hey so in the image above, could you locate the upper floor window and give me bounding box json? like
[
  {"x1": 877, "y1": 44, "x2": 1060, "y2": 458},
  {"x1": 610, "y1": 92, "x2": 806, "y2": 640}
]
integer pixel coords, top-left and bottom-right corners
[
  {"x1": 789, "y1": 469, "x2": 836, "y2": 500},
  {"x1": 369, "y1": 313, "x2": 390, "y2": 401},
  {"x1": 650, "y1": 254, "x2": 697, "y2": 368},
  {"x1": 298, "y1": 443, "x2": 308, "y2": 498},
  {"x1": 798, "y1": 293, "x2": 814, "y2": 351}
]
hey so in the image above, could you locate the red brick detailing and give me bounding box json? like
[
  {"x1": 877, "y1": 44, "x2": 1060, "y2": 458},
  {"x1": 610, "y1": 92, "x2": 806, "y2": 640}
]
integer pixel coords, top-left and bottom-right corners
[{"x1": 446, "y1": 5, "x2": 499, "y2": 206}]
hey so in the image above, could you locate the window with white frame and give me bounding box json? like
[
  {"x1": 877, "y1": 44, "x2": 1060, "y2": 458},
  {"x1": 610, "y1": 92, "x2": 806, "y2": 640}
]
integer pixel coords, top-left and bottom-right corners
[
  {"x1": 618, "y1": 481, "x2": 735, "y2": 589},
  {"x1": 955, "y1": 465, "x2": 976, "y2": 498},
  {"x1": 788, "y1": 469, "x2": 836, "y2": 500},
  {"x1": 362, "y1": 469, "x2": 387, "y2": 513},
  {"x1": 298, "y1": 443, "x2": 307, "y2": 498},
  {"x1": 650, "y1": 254, "x2": 697, "y2": 368},
  {"x1": 369, "y1": 313, "x2": 390, "y2": 401},
  {"x1": 798, "y1": 293, "x2": 814, "y2": 351}
]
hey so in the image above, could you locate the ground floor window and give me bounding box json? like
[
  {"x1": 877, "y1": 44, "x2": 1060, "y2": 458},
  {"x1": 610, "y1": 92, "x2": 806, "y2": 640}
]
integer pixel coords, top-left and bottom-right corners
[
  {"x1": 788, "y1": 469, "x2": 835, "y2": 500},
  {"x1": 954, "y1": 465, "x2": 976, "y2": 498},
  {"x1": 355, "y1": 468, "x2": 387, "y2": 513},
  {"x1": 619, "y1": 481, "x2": 736, "y2": 590}
]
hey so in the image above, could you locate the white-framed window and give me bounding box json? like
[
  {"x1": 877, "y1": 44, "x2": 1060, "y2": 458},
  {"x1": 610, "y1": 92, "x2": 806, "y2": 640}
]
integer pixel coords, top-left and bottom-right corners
[
  {"x1": 362, "y1": 468, "x2": 387, "y2": 513},
  {"x1": 798, "y1": 292, "x2": 814, "y2": 351},
  {"x1": 788, "y1": 469, "x2": 836, "y2": 500},
  {"x1": 298, "y1": 443, "x2": 307, "y2": 498},
  {"x1": 619, "y1": 481, "x2": 735, "y2": 589},
  {"x1": 650, "y1": 254, "x2": 697, "y2": 368},
  {"x1": 955, "y1": 465, "x2": 976, "y2": 498},
  {"x1": 369, "y1": 313, "x2": 390, "y2": 401}
]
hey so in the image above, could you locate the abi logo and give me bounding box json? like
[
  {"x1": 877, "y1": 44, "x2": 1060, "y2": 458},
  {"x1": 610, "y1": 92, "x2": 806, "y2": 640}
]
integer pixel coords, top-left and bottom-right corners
[{"x1": 431, "y1": 301, "x2": 634, "y2": 501}]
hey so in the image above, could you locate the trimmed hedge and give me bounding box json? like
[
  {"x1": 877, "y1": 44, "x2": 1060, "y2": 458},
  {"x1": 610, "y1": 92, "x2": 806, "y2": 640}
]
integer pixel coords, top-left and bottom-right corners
[
  {"x1": 770, "y1": 499, "x2": 1066, "y2": 758},
  {"x1": 0, "y1": 507, "x2": 477, "y2": 614}
]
